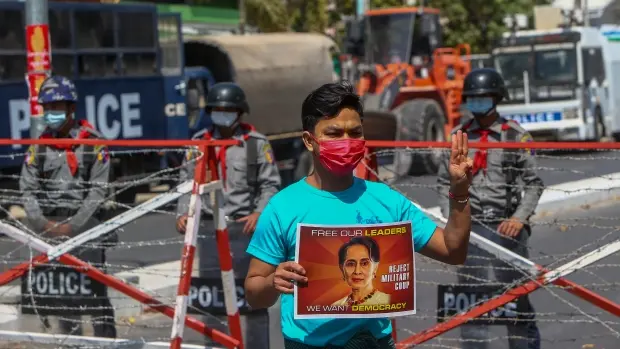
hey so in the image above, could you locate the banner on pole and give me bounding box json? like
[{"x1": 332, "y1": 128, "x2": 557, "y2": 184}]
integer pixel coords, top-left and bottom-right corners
[
  {"x1": 25, "y1": 24, "x2": 51, "y2": 118},
  {"x1": 26, "y1": 73, "x2": 47, "y2": 117},
  {"x1": 294, "y1": 221, "x2": 416, "y2": 319},
  {"x1": 26, "y1": 24, "x2": 51, "y2": 72}
]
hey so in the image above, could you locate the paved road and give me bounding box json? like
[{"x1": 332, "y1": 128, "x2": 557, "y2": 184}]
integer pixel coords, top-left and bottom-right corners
[
  {"x1": 0, "y1": 150, "x2": 619, "y2": 348},
  {"x1": 1, "y1": 150, "x2": 619, "y2": 272},
  {"x1": 34, "y1": 195, "x2": 613, "y2": 349},
  {"x1": 389, "y1": 149, "x2": 620, "y2": 208},
  {"x1": 393, "y1": 200, "x2": 620, "y2": 349}
]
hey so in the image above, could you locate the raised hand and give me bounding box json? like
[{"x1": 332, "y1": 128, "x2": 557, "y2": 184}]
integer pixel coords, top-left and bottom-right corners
[{"x1": 448, "y1": 130, "x2": 473, "y2": 196}]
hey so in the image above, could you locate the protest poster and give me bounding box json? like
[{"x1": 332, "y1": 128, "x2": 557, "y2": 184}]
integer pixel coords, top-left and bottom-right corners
[{"x1": 294, "y1": 221, "x2": 416, "y2": 319}]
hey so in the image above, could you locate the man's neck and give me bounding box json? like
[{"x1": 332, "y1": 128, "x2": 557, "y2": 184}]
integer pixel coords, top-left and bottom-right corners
[
  {"x1": 57, "y1": 120, "x2": 74, "y2": 138},
  {"x1": 476, "y1": 113, "x2": 499, "y2": 129},
  {"x1": 306, "y1": 165, "x2": 355, "y2": 192},
  {"x1": 215, "y1": 125, "x2": 236, "y2": 139}
]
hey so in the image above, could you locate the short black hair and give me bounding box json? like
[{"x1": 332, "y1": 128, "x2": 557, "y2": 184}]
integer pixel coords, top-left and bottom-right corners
[
  {"x1": 301, "y1": 81, "x2": 363, "y2": 132},
  {"x1": 338, "y1": 236, "x2": 380, "y2": 268}
]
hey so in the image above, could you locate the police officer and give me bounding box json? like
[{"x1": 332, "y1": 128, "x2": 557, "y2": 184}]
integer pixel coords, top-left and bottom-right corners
[
  {"x1": 437, "y1": 68, "x2": 544, "y2": 349},
  {"x1": 19, "y1": 76, "x2": 116, "y2": 338},
  {"x1": 176, "y1": 82, "x2": 281, "y2": 349}
]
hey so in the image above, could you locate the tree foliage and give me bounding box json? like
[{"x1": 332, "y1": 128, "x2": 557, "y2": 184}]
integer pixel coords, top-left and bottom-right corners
[
  {"x1": 244, "y1": 0, "x2": 290, "y2": 33},
  {"x1": 328, "y1": 0, "x2": 553, "y2": 53},
  {"x1": 429, "y1": 0, "x2": 553, "y2": 53},
  {"x1": 289, "y1": 0, "x2": 330, "y2": 33},
  {"x1": 238, "y1": 0, "x2": 552, "y2": 51},
  {"x1": 303, "y1": 0, "x2": 330, "y2": 33}
]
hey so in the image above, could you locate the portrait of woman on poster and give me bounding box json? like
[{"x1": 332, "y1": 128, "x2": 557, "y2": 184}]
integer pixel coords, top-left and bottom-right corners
[{"x1": 332, "y1": 236, "x2": 391, "y2": 306}]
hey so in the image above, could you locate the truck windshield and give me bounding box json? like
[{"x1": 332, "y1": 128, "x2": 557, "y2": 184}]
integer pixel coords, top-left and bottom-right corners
[
  {"x1": 493, "y1": 44, "x2": 578, "y2": 104},
  {"x1": 534, "y1": 48, "x2": 577, "y2": 82},
  {"x1": 494, "y1": 51, "x2": 532, "y2": 82},
  {"x1": 366, "y1": 13, "x2": 413, "y2": 65},
  {"x1": 0, "y1": 2, "x2": 160, "y2": 83}
]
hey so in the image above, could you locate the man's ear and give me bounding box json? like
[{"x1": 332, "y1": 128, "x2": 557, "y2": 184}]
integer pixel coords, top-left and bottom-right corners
[{"x1": 302, "y1": 131, "x2": 315, "y2": 152}]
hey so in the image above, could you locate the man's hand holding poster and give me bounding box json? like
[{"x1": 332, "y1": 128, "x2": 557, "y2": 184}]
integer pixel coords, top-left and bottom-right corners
[{"x1": 294, "y1": 221, "x2": 416, "y2": 319}]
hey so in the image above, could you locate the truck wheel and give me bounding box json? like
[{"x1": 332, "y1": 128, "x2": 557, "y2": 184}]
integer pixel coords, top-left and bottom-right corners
[{"x1": 393, "y1": 99, "x2": 446, "y2": 176}]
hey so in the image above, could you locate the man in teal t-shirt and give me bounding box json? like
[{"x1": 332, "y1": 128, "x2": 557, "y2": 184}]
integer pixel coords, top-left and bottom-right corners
[{"x1": 245, "y1": 81, "x2": 474, "y2": 348}]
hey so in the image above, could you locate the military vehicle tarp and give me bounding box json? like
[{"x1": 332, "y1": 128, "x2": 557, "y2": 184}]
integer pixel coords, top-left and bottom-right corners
[{"x1": 185, "y1": 33, "x2": 337, "y2": 136}]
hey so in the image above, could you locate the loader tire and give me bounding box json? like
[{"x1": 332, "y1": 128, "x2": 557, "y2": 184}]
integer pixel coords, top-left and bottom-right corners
[{"x1": 393, "y1": 99, "x2": 447, "y2": 176}]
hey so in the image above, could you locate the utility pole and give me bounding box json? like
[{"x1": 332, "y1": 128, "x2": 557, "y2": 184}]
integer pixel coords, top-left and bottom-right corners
[
  {"x1": 583, "y1": 0, "x2": 590, "y2": 27},
  {"x1": 25, "y1": 0, "x2": 51, "y2": 139},
  {"x1": 238, "y1": 0, "x2": 246, "y2": 34}
]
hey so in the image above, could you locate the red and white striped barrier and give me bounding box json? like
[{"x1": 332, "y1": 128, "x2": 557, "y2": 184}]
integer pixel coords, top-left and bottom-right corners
[{"x1": 169, "y1": 144, "x2": 244, "y2": 349}]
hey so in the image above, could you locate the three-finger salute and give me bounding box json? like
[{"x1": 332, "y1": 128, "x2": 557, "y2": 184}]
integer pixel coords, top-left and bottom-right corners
[{"x1": 448, "y1": 130, "x2": 474, "y2": 196}]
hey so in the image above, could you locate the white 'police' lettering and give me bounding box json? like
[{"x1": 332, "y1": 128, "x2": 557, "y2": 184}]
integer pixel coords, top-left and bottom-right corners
[
  {"x1": 164, "y1": 103, "x2": 186, "y2": 117},
  {"x1": 26, "y1": 270, "x2": 92, "y2": 296},
  {"x1": 188, "y1": 284, "x2": 248, "y2": 309},
  {"x1": 9, "y1": 99, "x2": 29, "y2": 149},
  {"x1": 443, "y1": 291, "x2": 518, "y2": 318},
  {"x1": 85, "y1": 93, "x2": 143, "y2": 139},
  {"x1": 503, "y1": 111, "x2": 561, "y2": 124},
  {"x1": 8, "y1": 93, "x2": 144, "y2": 149}
]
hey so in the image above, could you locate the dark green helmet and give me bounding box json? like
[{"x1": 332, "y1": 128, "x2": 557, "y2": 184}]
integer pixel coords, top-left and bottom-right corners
[
  {"x1": 462, "y1": 68, "x2": 509, "y2": 101},
  {"x1": 206, "y1": 82, "x2": 249, "y2": 112}
]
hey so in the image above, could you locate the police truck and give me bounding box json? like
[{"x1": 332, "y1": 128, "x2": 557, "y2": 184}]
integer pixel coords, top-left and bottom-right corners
[
  {"x1": 0, "y1": 1, "x2": 216, "y2": 203},
  {"x1": 0, "y1": 1, "x2": 336, "y2": 207},
  {"x1": 492, "y1": 25, "x2": 620, "y2": 141}
]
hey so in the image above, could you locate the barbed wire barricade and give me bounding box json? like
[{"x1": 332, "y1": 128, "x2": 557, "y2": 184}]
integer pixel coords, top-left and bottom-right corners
[
  {"x1": 0, "y1": 139, "x2": 243, "y2": 349},
  {"x1": 356, "y1": 141, "x2": 620, "y2": 349}
]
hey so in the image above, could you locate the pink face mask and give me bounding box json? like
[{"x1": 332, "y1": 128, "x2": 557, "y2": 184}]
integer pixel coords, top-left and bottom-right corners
[{"x1": 313, "y1": 137, "x2": 367, "y2": 176}]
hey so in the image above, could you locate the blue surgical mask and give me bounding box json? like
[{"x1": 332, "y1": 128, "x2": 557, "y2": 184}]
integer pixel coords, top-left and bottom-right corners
[
  {"x1": 211, "y1": 111, "x2": 238, "y2": 128},
  {"x1": 43, "y1": 111, "x2": 67, "y2": 130},
  {"x1": 465, "y1": 97, "x2": 494, "y2": 115}
]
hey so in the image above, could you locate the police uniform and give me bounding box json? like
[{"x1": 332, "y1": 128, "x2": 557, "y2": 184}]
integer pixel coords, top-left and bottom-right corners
[
  {"x1": 19, "y1": 76, "x2": 116, "y2": 338},
  {"x1": 437, "y1": 69, "x2": 543, "y2": 349},
  {"x1": 176, "y1": 83, "x2": 281, "y2": 349}
]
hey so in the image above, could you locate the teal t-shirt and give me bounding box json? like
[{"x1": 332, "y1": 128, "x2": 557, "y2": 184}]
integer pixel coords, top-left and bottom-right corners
[{"x1": 246, "y1": 177, "x2": 437, "y2": 346}]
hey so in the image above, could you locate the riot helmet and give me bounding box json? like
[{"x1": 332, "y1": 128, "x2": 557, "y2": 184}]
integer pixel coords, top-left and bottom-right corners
[
  {"x1": 38, "y1": 75, "x2": 78, "y2": 105},
  {"x1": 462, "y1": 68, "x2": 509, "y2": 118},
  {"x1": 38, "y1": 75, "x2": 78, "y2": 130},
  {"x1": 206, "y1": 82, "x2": 248, "y2": 128}
]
